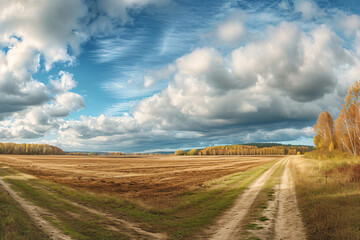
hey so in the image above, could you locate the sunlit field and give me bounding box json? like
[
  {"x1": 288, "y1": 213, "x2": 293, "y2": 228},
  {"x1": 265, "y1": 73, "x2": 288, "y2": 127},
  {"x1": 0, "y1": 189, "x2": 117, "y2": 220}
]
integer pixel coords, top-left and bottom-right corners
[{"x1": 0, "y1": 155, "x2": 280, "y2": 239}]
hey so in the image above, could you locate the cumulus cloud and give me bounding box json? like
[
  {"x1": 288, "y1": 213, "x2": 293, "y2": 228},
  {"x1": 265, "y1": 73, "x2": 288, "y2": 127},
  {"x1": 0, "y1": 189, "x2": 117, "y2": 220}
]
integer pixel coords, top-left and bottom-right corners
[
  {"x1": 278, "y1": 0, "x2": 290, "y2": 10},
  {"x1": 49, "y1": 71, "x2": 77, "y2": 93},
  {"x1": 0, "y1": 0, "x2": 163, "y2": 141},
  {"x1": 2, "y1": 0, "x2": 360, "y2": 152},
  {"x1": 294, "y1": 0, "x2": 319, "y2": 20},
  {"x1": 56, "y1": 18, "x2": 360, "y2": 151},
  {"x1": 0, "y1": 0, "x2": 88, "y2": 70},
  {"x1": 232, "y1": 22, "x2": 352, "y2": 102},
  {"x1": 143, "y1": 64, "x2": 176, "y2": 88},
  {"x1": 334, "y1": 11, "x2": 360, "y2": 55},
  {"x1": 216, "y1": 10, "x2": 247, "y2": 45},
  {"x1": 336, "y1": 12, "x2": 360, "y2": 37}
]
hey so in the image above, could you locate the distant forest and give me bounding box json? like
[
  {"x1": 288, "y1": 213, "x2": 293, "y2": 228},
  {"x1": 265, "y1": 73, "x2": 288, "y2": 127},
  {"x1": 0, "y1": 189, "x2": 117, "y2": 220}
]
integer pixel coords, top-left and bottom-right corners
[
  {"x1": 0, "y1": 142, "x2": 311, "y2": 156},
  {"x1": 243, "y1": 142, "x2": 313, "y2": 150},
  {"x1": 175, "y1": 144, "x2": 310, "y2": 156},
  {"x1": 0, "y1": 143, "x2": 65, "y2": 155}
]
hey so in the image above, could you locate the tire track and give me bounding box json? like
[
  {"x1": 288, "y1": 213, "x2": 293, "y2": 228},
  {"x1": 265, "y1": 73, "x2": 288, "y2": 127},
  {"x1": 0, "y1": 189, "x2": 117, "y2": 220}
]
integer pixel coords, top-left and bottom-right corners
[
  {"x1": 203, "y1": 157, "x2": 287, "y2": 240},
  {"x1": 273, "y1": 156, "x2": 306, "y2": 240},
  {"x1": 1, "y1": 170, "x2": 167, "y2": 240},
  {"x1": 232, "y1": 156, "x2": 307, "y2": 240},
  {"x1": 0, "y1": 177, "x2": 72, "y2": 240}
]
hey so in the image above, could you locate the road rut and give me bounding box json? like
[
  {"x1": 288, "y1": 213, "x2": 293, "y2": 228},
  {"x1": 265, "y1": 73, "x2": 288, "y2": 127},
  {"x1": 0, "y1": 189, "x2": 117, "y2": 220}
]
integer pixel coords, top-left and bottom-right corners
[
  {"x1": 203, "y1": 156, "x2": 306, "y2": 240},
  {"x1": 205, "y1": 157, "x2": 286, "y2": 239},
  {"x1": 0, "y1": 177, "x2": 72, "y2": 240}
]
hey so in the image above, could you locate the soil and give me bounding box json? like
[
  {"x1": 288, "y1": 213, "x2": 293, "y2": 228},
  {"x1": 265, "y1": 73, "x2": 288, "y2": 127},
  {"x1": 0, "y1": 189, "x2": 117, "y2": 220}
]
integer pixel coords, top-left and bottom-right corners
[
  {"x1": 201, "y1": 157, "x2": 285, "y2": 239},
  {"x1": 200, "y1": 156, "x2": 307, "y2": 240},
  {"x1": 273, "y1": 156, "x2": 306, "y2": 240}
]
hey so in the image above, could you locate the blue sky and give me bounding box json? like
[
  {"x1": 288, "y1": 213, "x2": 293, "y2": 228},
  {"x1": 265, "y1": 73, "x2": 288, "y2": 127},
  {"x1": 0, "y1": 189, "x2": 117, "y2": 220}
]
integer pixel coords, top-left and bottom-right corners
[{"x1": 0, "y1": 0, "x2": 360, "y2": 152}]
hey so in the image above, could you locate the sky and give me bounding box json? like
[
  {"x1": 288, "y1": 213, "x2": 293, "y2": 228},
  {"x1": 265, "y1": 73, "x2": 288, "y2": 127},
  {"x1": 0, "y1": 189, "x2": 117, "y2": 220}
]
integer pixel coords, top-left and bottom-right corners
[{"x1": 0, "y1": 0, "x2": 360, "y2": 152}]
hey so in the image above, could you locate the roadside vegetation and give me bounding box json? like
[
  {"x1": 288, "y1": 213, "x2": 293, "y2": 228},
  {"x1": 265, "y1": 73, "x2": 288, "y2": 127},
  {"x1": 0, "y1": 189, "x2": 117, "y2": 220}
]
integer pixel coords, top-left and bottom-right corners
[
  {"x1": 0, "y1": 180, "x2": 47, "y2": 239},
  {"x1": 292, "y1": 157, "x2": 360, "y2": 240},
  {"x1": 294, "y1": 80, "x2": 360, "y2": 239}
]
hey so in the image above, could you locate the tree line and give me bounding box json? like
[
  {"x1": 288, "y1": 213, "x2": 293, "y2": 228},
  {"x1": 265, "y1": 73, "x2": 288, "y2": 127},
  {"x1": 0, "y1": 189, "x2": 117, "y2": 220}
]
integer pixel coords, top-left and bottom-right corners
[
  {"x1": 0, "y1": 143, "x2": 65, "y2": 155},
  {"x1": 314, "y1": 80, "x2": 360, "y2": 157},
  {"x1": 175, "y1": 145, "x2": 309, "y2": 156}
]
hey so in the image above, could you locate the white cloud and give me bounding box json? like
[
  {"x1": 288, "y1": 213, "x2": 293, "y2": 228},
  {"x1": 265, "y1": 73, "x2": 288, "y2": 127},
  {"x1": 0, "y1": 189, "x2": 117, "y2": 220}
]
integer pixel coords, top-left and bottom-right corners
[
  {"x1": 232, "y1": 22, "x2": 352, "y2": 102},
  {"x1": 0, "y1": 0, "x2": 163, "y2": 141},
  {"x1": 336, "y1": 12, "x2": 360, "y2": 37},
  {"x1": 0, "y1": 0, "x2": 88, "y2": 70},
  {"x1": 1, "y1": 0, "x2": 360, "y2": 152},
  {"x1": 217, "y1": 20, "x2": 246, "y2": 45},
  {"x1": 143, "y1": 64, "x2": 176, "y2": 88},
  {"x1": 176, "y1": 48, "x2": 223, "y2": 76},
  {"x1": 49, "y1": 71, "x2": 77, "y2": 93},
  {"x1": 55, "y1": 92, "x2": 85, "y2": 112},
  {"x1": 56, "y1": 19, "x2": 360, "y2": 151},
  {"x1": 278, "y1": 0, "x2": 290, "y2": 10},
  {"x1": 214, "y1": 10, "x2": 247, "y2": 45},
  {"x1": 294, "y1": 0, "x2": 318, "y2": 20}
]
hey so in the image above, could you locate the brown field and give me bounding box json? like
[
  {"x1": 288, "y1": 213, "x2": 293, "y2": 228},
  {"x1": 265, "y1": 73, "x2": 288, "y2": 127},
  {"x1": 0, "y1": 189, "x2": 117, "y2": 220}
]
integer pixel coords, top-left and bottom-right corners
[{"x1": 0, "y1": 155, "x2": 278, "y2": 205}]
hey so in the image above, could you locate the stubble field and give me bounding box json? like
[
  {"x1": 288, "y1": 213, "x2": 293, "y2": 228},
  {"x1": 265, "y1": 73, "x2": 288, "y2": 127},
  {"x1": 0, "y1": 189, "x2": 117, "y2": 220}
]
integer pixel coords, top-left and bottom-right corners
[
  {"x1": 0, "y1": 155, "x2": 278, "y2": 206},
  {"x1": 2, "y1": 154, "x2": 301, "y2": 239}
]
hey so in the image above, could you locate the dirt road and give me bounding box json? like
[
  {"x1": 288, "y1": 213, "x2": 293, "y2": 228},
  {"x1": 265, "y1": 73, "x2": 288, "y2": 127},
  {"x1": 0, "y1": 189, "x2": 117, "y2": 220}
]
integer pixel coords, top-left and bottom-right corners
[
  {"x1": 0, "y1": 170, "x2": 166, "y2": 240},
  {"x1": 274, "y1": 157, "x2": 306, "y2": 240},
  {"x1": 0, "y1": 177, "x2": 72, "y2": 240},
  {"x1": 204, "y1": 156, "x2": 306, "y2": 240}
]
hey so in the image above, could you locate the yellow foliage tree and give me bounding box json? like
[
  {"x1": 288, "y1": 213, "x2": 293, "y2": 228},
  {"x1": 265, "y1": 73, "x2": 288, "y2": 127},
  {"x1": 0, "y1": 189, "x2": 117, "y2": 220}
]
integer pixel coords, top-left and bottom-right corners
[
  {"x1": 335, "y1": 81, "x2": 360, "y2": 156},
  {"x1": 313, "y1": 110, "x2": 335, "y2": 151}
]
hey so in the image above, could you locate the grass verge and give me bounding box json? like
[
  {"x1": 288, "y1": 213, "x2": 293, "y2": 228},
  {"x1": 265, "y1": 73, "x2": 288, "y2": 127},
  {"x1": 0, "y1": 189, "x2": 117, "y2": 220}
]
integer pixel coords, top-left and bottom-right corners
[
  {"x1": 292, "y1": 156, "x2": 360, "y2": 240},
  {"x1": 0, "y1": 183, "x2": 47, "y2": 239}
]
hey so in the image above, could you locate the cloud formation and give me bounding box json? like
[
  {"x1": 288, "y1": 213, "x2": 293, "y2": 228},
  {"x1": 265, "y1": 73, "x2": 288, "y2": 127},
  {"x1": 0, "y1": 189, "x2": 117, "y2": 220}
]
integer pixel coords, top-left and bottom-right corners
[
  {"x1": 58, "y1": 18, "x2": 359, "y2": 151},
  {"x1": 1, "y1": 0, "x2": 360, "y2": 152},
  {"x1": 0, "y1": 0, "x2": 164, "y2": 141},
  {"x1": 294, "y1": 0, "x2": 319, "y2": 20}
]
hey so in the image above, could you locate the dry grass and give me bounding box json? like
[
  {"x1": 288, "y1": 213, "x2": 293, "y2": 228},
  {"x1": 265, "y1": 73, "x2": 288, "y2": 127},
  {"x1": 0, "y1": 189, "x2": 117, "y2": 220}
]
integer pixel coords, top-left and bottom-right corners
[
  {"x1": 291, "y1": 156, "x2": 360, "y2": 240},
  {"x1": 0, "y1": 155, "x2": 281, "y2": 239},
  {"x1": 0, "y1": 154, "x2": 278, "y2": 207}
]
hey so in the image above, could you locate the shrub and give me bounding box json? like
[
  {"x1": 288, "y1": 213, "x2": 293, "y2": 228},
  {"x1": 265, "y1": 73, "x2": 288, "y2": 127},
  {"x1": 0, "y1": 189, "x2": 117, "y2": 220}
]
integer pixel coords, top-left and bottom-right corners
[{"x1": 304, "y1": 149, "x2": 348, "y2": 160}]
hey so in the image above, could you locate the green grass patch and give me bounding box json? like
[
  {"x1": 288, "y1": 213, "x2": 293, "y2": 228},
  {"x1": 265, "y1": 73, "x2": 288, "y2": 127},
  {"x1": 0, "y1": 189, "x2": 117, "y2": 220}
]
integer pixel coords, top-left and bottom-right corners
[
  {"x1": 0, "y1": 185, "x2": 47, "y2": 240},
  {"x1": 245, "y1": 223, "x2": 263, "y2": 230},
  {"x1": 0, "y1": 167, "x2": 18, "y2": 177},
  {"x1": 259, "y1": 216, "x2": 269, "y2": 222}
]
